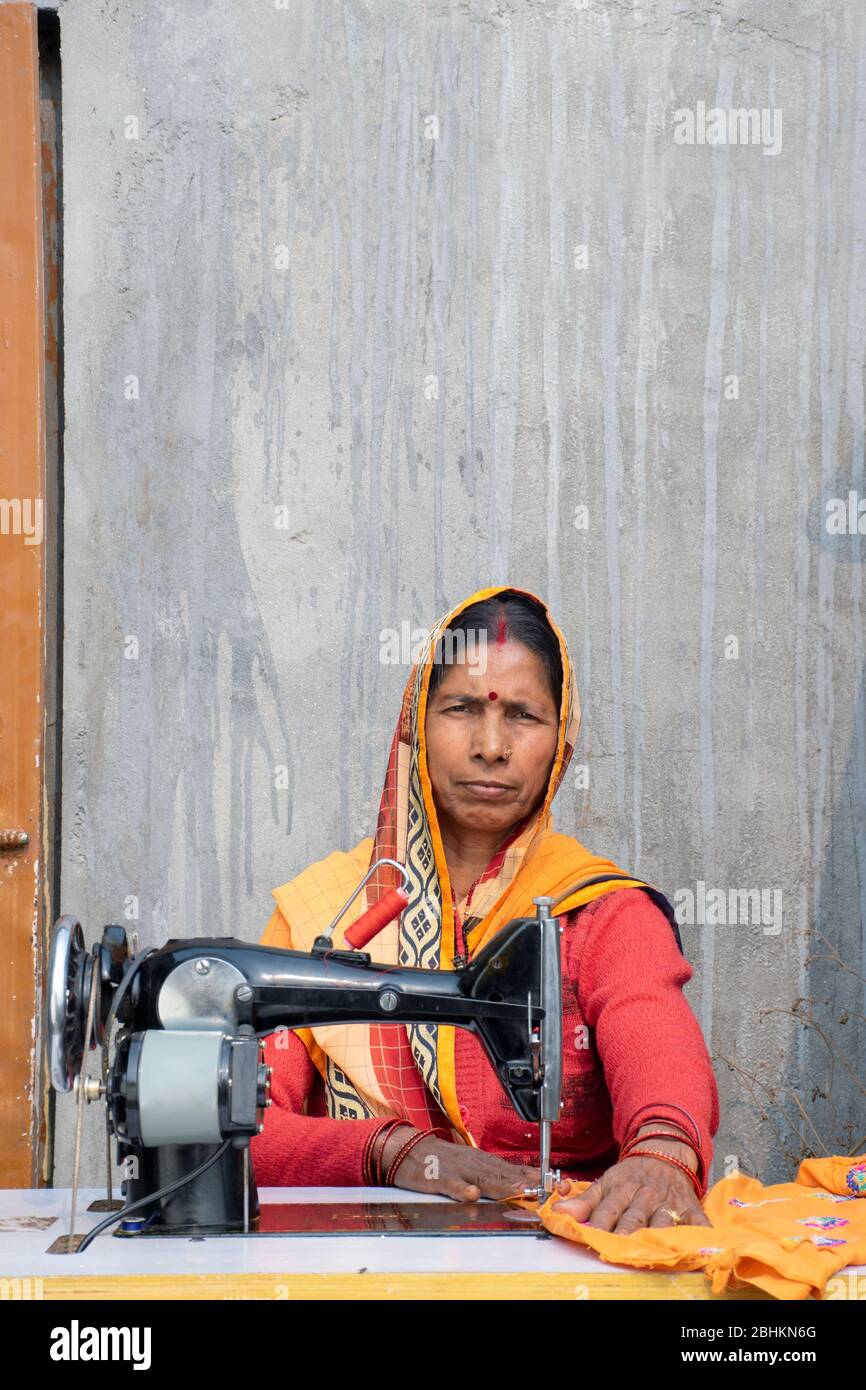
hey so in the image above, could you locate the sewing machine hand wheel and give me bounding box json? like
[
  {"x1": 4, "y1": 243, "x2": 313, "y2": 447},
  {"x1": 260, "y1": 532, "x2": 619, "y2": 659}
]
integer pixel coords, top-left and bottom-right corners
[{"x1": 47, "y1": 916, "x2": 129, "y2": 1093}]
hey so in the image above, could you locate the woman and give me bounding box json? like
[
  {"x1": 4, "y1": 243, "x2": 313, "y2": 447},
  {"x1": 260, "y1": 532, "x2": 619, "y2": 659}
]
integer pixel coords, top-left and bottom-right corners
[{"x1": 252, "y1": 585, "x2": 719, "y2": 1233}]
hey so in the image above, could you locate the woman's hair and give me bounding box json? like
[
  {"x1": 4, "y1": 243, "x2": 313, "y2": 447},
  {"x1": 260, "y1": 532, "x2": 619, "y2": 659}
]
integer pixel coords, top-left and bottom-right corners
[{"x1": 428, "y1": 592, "x2": 563, "y2": 708}]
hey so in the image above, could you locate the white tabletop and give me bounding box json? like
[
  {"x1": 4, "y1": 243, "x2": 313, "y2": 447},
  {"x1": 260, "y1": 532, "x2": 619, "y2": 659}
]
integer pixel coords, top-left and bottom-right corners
[
  {"x1": 0, "y1": 1186, "x2": 617, "y2": 1280},
  {"x1": 2, "y1": 1188, "x2": 863, "y2": 1290}
]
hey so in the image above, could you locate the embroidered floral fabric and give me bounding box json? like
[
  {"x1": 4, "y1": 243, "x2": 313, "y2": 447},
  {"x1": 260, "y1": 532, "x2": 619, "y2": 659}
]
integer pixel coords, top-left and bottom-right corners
[{"x1": 532, "y1": 1154, "x2": 866, "y2": 1299}]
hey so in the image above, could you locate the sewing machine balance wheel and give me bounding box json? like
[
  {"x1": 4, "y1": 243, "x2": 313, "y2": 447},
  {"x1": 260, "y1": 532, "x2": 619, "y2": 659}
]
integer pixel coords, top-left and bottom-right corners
[{"x1": 47, "y1": 915, "x2": 129, "y2": 1093}]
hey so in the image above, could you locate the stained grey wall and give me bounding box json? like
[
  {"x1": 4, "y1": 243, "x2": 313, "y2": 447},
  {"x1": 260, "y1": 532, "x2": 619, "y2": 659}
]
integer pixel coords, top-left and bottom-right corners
[{"x1": 37, "y1": 0, "x2": 866, "y2": 1187}]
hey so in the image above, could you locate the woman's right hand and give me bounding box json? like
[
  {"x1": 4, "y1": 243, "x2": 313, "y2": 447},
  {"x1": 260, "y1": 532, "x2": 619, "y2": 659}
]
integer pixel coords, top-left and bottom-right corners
[{"x1": 378, "y1": 1124, "x2": 569, "y2": 1202}]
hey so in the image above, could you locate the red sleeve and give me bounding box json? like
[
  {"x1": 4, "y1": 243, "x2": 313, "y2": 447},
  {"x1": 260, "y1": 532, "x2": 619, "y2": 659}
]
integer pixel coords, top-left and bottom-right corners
[
  {"x1": 249, "y1": 1027, "x2": 396, "y2": 1187},
  {"x1": 570, "y1": 887, "x2": 719, "y2": 1192}
]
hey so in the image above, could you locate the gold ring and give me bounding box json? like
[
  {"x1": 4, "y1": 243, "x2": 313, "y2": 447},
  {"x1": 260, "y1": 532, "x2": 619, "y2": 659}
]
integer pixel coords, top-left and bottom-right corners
[{"x1": 663, "y1": 1208, "x2": 683, "y2": 1224}]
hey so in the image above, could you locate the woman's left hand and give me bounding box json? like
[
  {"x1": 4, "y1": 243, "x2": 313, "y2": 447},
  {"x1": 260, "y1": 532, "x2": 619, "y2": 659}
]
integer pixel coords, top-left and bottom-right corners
[{"x1": 552, "y1": 1153, "x2": 711, "y2": 1232}]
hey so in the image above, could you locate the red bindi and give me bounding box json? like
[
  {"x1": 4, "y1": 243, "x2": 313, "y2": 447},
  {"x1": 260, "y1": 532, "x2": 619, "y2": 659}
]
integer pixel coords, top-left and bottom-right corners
[{"x1": 488, "y1": 691, "x2": 498, "y2": 700}]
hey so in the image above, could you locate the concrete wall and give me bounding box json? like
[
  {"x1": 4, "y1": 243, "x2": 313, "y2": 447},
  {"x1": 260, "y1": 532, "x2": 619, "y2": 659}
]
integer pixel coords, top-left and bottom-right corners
[{"x1": 30, "y1": 0, "x2": 865, "y2": 1186}]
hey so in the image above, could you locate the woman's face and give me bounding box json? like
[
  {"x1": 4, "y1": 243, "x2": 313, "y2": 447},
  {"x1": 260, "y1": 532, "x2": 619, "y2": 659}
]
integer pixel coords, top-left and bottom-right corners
[{"x1": 424, "y1": 638, "x2": 560, "y2": 842}]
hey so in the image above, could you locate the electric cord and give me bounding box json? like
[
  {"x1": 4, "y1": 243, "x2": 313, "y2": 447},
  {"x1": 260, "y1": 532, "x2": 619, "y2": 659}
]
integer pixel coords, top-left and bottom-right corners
[{"x1": 75, "y1": 1139, "x2": 232, "y2": 1253}]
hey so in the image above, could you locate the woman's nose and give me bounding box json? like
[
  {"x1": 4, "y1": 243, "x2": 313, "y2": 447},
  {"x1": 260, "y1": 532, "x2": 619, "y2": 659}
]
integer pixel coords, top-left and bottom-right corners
[{"x1": 471, "y1": 712, "x2": 509, "y2": 760}]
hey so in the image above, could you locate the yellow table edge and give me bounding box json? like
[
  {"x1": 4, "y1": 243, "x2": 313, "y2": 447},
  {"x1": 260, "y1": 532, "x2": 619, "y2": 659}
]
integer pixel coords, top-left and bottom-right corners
[{"x1": 27, "y1": 1271, "x2": 781, "y2": 1300}]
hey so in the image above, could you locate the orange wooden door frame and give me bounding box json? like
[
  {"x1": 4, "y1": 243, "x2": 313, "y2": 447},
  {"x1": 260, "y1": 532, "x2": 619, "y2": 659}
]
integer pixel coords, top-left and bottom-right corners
[{"x1": 0, "y1": 2, "x2": 55, "y2": 1187}]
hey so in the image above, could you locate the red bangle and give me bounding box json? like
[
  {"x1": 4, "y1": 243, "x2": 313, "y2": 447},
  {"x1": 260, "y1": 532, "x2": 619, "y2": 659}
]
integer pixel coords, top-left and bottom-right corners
[
  {"x1": 620, "y1": 1129, "x2": 697, "y2": 1153},
  {"x1": 622, "y1": 1119, "x2": 695, "y2": 1148},
  {"x1": 385, "y1": 1126, "x2": 439, "y2": 1186},
  {"x1": 385, "y1": 1128, "x2": 431, "y2": 1187},
  {"x1": 620, "y1": 1122, "x2": 705, "y2": 1190},
  {"x1": 363, "y1": 1125, "x2": 381, "y2": 1185},
  {"x1": 375, "y1": 1120, "x2": 414, "y2": 1185},
  {"x1": 619, "y1": 1146, "x2": 703, "y2": 1201},
  {"x1": 622, "y1": 1147, "x2": 703, "y2": 1199},
  {"x1": 620, "y1": 1131, "x2": 702, "y2": 1166},
  {"x1": 626, "y1": 1104, "x2": 702, "y2": 1149},
  {"x1": 362, "y1": 1124, "x2": 388, "y2": 1185},
  {"x1": 620, "y1": 1134, "x2": 704, "y2": 1193},
  {"x1": 365, "y1": 1119, "x2": 410, "y2": 1186},
  {"x1": 377, "y1": 1121, "x2": 418, "y2": 1185}
]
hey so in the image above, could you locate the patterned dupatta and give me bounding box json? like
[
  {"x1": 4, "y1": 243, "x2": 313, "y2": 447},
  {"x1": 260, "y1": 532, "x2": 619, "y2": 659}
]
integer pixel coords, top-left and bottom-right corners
[{"x1": 261, "y1": 584, "x2": 653, "y2": 1145}]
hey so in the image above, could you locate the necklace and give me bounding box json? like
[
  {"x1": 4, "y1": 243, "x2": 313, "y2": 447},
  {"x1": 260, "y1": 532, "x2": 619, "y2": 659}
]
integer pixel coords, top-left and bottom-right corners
[{"x1": 451, "y1": 874, "x2": 483, "y2": 969}]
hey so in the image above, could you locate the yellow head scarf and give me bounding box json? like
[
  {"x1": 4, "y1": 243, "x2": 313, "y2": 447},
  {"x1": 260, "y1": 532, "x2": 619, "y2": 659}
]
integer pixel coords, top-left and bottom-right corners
[{"x1": 262, "y1": 585, "x2": 666, "y2": 1144}]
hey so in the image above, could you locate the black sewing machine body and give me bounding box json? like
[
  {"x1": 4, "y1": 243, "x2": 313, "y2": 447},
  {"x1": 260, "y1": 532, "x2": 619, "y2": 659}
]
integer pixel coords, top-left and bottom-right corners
[{"x1": 48, "y1": 903, "x2": 562, "y2": 1241}]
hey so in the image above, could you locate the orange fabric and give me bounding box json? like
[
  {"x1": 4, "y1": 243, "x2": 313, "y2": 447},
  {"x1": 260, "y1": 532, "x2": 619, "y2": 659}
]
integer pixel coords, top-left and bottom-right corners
[{"x1": 531, "y1": 1153, "x2": 866, "y2": 1300}]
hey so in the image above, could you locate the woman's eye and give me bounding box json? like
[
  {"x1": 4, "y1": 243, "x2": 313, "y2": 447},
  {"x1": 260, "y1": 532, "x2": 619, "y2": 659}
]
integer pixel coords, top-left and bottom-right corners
[{"x1": 443, "y1": 705, "x2": 539, "y2": 719}]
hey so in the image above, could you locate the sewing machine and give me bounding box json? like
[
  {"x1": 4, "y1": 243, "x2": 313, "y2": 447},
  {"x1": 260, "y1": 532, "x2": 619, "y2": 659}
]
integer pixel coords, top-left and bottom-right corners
[{"x1": 45, "y1": 859, "x2": 563, "y2": 1251}]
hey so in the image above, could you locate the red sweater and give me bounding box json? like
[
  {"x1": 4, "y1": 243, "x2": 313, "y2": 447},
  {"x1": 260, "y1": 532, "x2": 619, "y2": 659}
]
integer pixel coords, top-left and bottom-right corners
[{"x1": 250, "y1": 887, "x2": 719, "y2": 1191}]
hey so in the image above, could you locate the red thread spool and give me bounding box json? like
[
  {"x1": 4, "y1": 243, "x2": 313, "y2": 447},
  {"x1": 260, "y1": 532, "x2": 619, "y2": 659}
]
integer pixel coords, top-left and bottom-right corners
[{"x1": 343, "y1": 887, "x2": 410, "y2": 949}]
